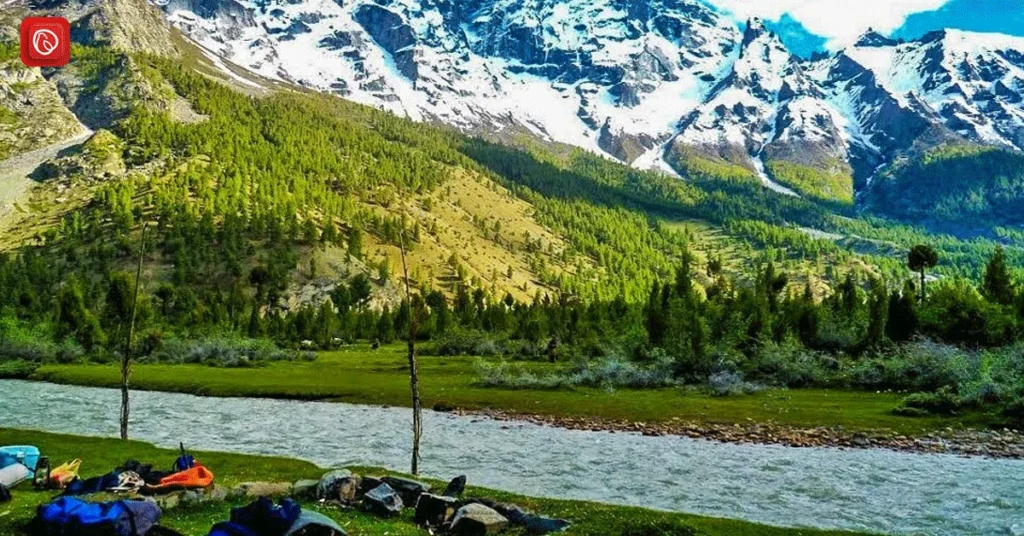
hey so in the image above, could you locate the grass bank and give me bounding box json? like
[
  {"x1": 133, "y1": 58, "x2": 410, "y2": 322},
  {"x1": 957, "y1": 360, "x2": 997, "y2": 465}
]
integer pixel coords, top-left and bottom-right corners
[
  {"x1": 0, "y1": 428, "x2": 870, "y2": 536},
  {"x1": 27, "y1": 344, "x2": 991, "y2": 436}
]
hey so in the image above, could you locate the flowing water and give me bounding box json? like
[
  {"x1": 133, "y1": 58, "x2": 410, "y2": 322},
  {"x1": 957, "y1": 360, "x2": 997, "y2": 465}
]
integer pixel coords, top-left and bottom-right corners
[{"x1": 1, "y1": 380, "x2": 1022, "y2": 535}]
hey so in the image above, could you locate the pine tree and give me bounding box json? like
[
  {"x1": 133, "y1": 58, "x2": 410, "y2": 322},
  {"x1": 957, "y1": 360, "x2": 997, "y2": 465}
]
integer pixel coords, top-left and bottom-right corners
[
  {"x1": 885, "y1": 281, "x2": 918, "y2": 343},
  {"x1": 981, "y1": 246, "x2": 1015, "y2": 305},
  {"x1": 865, "y1": 278, "x2": 888, "y2": 348},
  {"x1": 908, "y1": 245, "x2": 939, "y2": 303}
]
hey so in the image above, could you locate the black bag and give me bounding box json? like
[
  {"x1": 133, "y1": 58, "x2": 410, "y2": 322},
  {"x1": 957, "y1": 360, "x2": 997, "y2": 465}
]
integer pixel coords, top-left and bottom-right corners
[{"x1": 0, "y1": 483, "x2": 11, "y2": 503}]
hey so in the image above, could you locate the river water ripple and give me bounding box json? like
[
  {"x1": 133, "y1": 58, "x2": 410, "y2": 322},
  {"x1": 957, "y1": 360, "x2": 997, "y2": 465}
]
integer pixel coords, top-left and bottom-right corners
[{"x1": 1, "y1": 380, "x2": 1022, "y2": 535}]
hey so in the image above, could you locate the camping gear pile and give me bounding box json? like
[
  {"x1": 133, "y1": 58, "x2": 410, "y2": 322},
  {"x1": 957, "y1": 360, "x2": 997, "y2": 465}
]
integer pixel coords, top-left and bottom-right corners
[
  {"x1": 308, "y1": 470, "x2": 571, "y2": 535},
  {"x1": 60, "y1": 443, "x2": 214, "y2": 497},
  {"x1": 4, "y1": 442, "x2": 569, "y2": 536},
  {"x1": 208, "y1": 497, "x2": 345, "y2": 536},
  {"x1": 1, "y1": 442, "x2": 216, "y2": 536},
  {"x1": 1, "y1": 445, "x2": 41, "y2": 501}
]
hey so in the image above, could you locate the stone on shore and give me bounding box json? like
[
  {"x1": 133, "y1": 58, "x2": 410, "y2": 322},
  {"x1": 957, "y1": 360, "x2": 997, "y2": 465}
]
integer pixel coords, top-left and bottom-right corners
[
  {"x1": 382, "y1": 476, "x2": 430, "y2": 505},
  {"x1": 363, "y1": 483, "x2": 403, "y2": 516},
  {"x1": 292, "y1": 479, "x2": 320, "y2": 499},
  {"x1": 414, "y1": 493, "x2": 459, "y2": 527},
  {"x1": 317, "y1": 470, "x2": 363, "y2": 502},
  {"x1": 443, "y1": 475, "x2": 467, "y2": 498},
  {"x1": 450, "y1": 503, "x2": 508, "y2": 535},
  {"x1": 227, "y1": 482, "x2": 292, "y2": 500},
  {"x1": 358, "y1": 475, "x2": 384, "y2": 497},
  {"x1": 475, "y1": 500, "x2": 571, "y2": 534}
]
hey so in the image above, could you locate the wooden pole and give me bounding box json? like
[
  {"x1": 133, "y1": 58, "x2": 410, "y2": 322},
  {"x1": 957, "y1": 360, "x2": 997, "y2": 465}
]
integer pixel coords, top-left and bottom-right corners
[
  {"x1": 399, "y1": 229, "x2": 422, "y2": 474},
  {"x1": 121, "y1": 221, "x2": 147, "y2": 441}
]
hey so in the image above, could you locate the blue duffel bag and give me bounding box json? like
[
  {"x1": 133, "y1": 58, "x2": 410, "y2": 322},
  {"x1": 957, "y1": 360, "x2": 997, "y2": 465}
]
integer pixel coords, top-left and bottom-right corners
[{"x1": 31, "y1": 496, "x2": 161, "y2": 536}]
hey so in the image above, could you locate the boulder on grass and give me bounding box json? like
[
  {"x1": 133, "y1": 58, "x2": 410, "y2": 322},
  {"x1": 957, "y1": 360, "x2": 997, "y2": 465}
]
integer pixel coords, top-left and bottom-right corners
[
  {"x1": 357, "y1": 476, "x2": 384, "y2": 498},
  {"x1": 362, "y1": 483, "x2": 403, "y2": 517},
  {"x1": 227, "y1": 482, "x2": 293, "y2": 500},
  {"x1": 381, "y1": 476, "x2": 430, "y2": 506},
  {"x1": 292, "y1": 479, "x2": 320, "y2": 500},
  {"x1": 478, "y1": 500, "x2": 571, "y2": 534},
  {"x1": 317, "y1": 470, "x2": 361, "y2": 502},
  {"x1": 442, "y1": 475, "x2": 467, "y2": 498},
  {"x1": 413, "y1": 493, "x2": 458, "y2": 527},
  {"x1": 450, "y1": 503, "x2": 508, "y2": 535}
]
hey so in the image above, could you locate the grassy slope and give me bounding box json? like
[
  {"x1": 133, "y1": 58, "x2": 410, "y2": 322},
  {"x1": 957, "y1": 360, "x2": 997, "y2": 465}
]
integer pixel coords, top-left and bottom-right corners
[
  {"x1": 765, "y1": 161, "x2": 854, "y2": 206},
  {"x1": 29, "y1": 345, "x2": 988, "y2": 435},
  {"x1": 360, "y1": 170, "x2": 591, "y2": 303},
  {"x1": 0, "y1": 429, "x2": 870, "y2": 536}
]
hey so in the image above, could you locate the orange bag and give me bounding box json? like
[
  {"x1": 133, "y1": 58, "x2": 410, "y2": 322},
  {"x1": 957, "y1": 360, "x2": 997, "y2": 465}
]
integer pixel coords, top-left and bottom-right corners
[
  {"x1": 49, "y1": 459, "x2": 81, "y2": 489},
  {"x1": 145, "y1": 464, "x2": 214, "y2": 493}
]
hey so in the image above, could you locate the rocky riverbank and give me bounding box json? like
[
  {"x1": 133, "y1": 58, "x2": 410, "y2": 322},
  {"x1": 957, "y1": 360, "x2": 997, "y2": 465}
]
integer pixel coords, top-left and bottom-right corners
[{"x1": 451, "y1": 408, "x2": 1024, "y2": 459}]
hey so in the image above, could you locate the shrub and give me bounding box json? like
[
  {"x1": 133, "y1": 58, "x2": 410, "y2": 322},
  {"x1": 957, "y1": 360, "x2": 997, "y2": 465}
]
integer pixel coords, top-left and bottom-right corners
[
  {"x1": 843, "y1": 340, "x2": 974, "y2": 392},
  {"x1": 55, "y1": 340, "x2": 85, "y2": 364},
  {"x1": 897, "y1": 386, "x2": 963, "y2": 415},
  {"x1": 475, "y1": 361, "x2": 568, "y2": 390},
  {"x1": 475, "y1": 354, "x2": 676, "y2": 390},
  {"x1": 0, "y1": 360, "x2": 39, "y2": 378},
  {"x1": 708, "y1": 371, "x2": 763, "y2": 396},
  {"x1": 426, "y1": 330, "x2": 509, "y2": 357},
  {"x1": 567, "y1": 355, "x2": 676, "y2": 389},
  {"x1": 0, "y1": 338, "x2": 55, "y2": 362},
  {"x1": 749, "y1": 342, "x2": 829, "y2": 387},
  {"x1": 139, "y1": 336, "x2": 315, "y2": 367}
]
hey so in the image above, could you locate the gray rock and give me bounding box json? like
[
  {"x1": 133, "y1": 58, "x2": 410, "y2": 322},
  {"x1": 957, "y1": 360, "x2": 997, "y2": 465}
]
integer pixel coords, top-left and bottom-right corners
[
  {"x1": 292, "y1": 479, "x2": 320, "y2": 499},
  {"x1": 478, "y1": 500, "x2": 572, "y2": 534},
  {"x1": 357, "y1": 475, "x2": 384, "y2": 498},
  {"x1": 413, "y1": 493, "x2": 458, "y2": 527},
  {"x1": 317, "y1": 470, "x2": 361, "y2": 502},
  {"x1": 151, "y1": 487, "x2": 227, "y2": 510},
  {"x1": 450, "y1": 503, "x2": 508, "y2": 535},
  {"x1": 442, "y1": 475, "x2": 466, "y2": 498},
  {"x1": 362, "y1": 483, "x2": 403, "y2": 517},
  {"x1": 381, "y1": 476, "x2": 430, "y2": 505},
  {"x1": 208, "y1": 487, "x2": 228, "y2": 502},
  {"x1": 228, "y1": 482, "x2": 293, "y2": 500}
]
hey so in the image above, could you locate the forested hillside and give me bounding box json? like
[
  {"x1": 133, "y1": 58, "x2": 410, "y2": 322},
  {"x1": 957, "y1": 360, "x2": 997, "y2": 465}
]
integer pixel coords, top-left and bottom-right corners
[{"x1": 869, "y1": 145, "x2": 1024, "y2": 230}]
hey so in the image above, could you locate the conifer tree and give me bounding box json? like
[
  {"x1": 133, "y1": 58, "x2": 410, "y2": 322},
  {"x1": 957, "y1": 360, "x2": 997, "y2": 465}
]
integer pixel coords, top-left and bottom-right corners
[{"x1": 981, "y1": 246, "x2": 1015, "y2": 305}]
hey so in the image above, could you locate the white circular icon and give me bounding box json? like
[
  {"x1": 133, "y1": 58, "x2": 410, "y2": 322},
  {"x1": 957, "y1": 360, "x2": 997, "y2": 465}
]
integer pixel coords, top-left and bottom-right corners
[{"x1": 31, "y1": 28, "x2": 59, "y2": 57}]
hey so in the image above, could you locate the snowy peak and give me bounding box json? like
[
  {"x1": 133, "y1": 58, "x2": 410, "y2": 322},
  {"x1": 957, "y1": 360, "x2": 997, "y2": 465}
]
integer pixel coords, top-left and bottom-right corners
[
  {"x1": 162, "y1": 0, "x2": 744, "y2": 164},
  {"x1": 668, "y1": 15, "x2": 846, "y2": 190},
  {"x1": 854, "y1": 29, "x2": 900, "y2": 48},
  {"x1": 844, "y1": 29, "x2": 1024, "y2": 152},
  {"x1": 153, "y1": 0, "x2": 1024, "y2": 195}
]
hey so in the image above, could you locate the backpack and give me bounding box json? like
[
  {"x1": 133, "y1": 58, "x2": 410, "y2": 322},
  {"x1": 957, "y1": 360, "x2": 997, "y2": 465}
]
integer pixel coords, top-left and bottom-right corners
[
  {"x1": 0, "y1": 484, "x2": 10, "y2": 503},
  {"x1": 31, "y1": 497, "x2": 161, "y2": 536}
]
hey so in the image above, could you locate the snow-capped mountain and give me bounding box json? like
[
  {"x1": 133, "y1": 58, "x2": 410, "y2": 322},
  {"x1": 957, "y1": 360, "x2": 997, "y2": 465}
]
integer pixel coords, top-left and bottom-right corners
[{"x1": 156, "y1": 0, "x2": 1024, "y2": 191}]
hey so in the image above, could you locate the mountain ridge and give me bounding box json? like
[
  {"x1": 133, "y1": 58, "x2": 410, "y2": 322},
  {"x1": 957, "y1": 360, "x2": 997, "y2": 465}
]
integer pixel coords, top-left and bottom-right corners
[{"x1": 133, "y1": 0, "x2": 1024, "y2": 199}]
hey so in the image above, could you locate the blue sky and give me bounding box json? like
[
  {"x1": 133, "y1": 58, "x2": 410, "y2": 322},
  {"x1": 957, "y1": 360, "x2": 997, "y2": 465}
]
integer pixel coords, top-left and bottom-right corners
[{"x1": 703, "y1": 0, "x2": 1024, "y2": 57}]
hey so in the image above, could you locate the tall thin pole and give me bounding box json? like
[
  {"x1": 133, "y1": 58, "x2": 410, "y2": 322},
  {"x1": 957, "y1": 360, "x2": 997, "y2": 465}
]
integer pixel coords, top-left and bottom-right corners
[
  {"x1": 121, "y1": 221, "x2": 147, "y2": 441},
  {"x1": 399, "y1": 230, "x2": 422, "y2": 474}
]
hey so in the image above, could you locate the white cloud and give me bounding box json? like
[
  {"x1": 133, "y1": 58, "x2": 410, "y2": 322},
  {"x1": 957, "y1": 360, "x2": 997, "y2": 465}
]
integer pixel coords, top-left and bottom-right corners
[{"x1": 705, "y1": 0, "x2": 952, "y2": 49}]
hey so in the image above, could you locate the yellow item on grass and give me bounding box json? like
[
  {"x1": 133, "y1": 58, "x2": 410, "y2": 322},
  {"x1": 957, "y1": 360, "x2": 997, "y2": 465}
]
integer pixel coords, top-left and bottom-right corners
[{"x1": 49, "y1": 459, "x2": 82, "y2": 488}]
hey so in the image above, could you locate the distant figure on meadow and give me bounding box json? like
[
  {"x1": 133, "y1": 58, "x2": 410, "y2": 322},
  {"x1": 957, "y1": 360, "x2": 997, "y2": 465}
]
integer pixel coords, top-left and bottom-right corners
[{"x1": 547, "y1": 337, "x2": 559, "y2": 363}]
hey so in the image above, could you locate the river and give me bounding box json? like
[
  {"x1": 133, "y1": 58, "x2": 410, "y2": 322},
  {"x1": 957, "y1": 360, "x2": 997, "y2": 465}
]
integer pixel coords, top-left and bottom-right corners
[{"x1": 1, "y1": 380, "x2": 1022, "y2": 535}]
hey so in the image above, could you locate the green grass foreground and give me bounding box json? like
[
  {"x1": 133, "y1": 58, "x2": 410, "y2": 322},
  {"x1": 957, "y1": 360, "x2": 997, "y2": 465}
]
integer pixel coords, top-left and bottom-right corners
[
  {"x1": 0, "y1": 428, "x2": 870, "y2": 536},
  {"x1": 28, "y1": 345, "x2": 989, "y2": 436}
]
